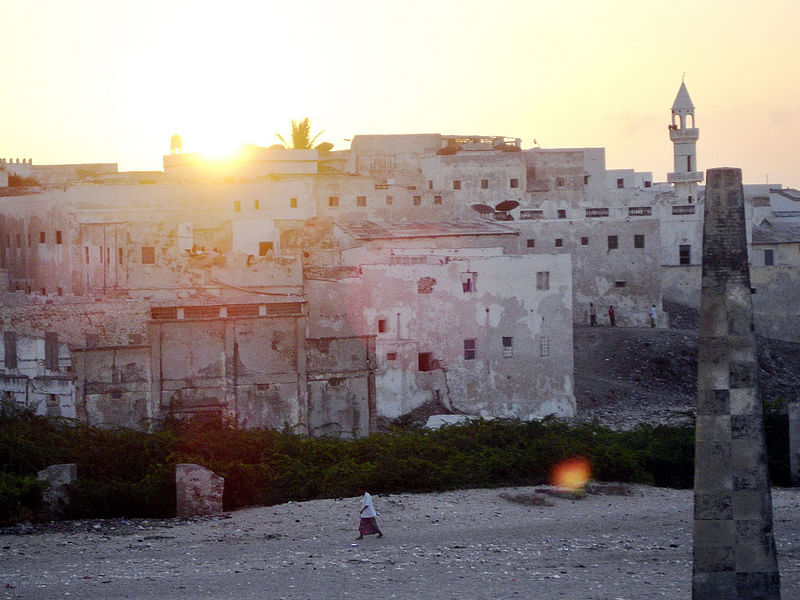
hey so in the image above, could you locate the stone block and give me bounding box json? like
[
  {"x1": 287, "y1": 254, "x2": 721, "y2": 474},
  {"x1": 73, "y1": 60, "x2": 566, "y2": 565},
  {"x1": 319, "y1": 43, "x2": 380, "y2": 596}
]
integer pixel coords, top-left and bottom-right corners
[
  {"x1": 694, "y1": 493, "x2": 733, "y2": 520},
  {"x1": 731, "y1": 490, "x2": 771, "y2": 521},
  {"x1": 694, "y1": 545, "x2": 735, "y2": 572},
  {"x1": 735, "y1": 571, "x2": 781, "y2": 599},
  {"x1": 37, "y1": 463, "x2": 77, "y2": 516},
  {"x1": 693, "y1": 519, "x2": 734, "y2": 548},
  {"x1": 789, "y1": 402, "x2": 800, "y2": 486},
  {"x1": 694, "y1": 441, "x2": 732, "y2": 492},
  {"x1": 729, "y1": 388, "x2": 759, "y2": 416},
  {"x1": 697, "y1": 389, "x2": 729, "y2": 417},
  {"x1": 692, "y1": 571, "x2": 737, "y2": 599},
  {"x1": 696, "y1": 415, "x2": 731, "y2": 443},
  {"x1": 176, "y1": 464, "x2": 224, "y2": 518}
]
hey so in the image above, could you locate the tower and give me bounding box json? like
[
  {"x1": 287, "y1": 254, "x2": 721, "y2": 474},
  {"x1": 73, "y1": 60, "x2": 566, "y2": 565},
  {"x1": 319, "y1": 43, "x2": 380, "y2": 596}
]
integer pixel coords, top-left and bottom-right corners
[{"x1": 668, "y1": 80, "x2": 702, "y2": 202}]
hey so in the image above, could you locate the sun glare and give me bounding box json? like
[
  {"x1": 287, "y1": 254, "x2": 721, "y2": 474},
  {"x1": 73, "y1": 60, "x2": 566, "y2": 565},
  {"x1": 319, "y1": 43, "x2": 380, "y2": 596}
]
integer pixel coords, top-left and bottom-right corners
[{"x1": 550, "y1": 456, "x2": 591, "y2": 491}]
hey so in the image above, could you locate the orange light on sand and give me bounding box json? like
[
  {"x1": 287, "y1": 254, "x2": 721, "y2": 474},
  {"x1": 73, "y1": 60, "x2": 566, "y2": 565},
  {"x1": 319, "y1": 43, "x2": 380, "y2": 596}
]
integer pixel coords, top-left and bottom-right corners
[{"x1": 550, "y1": 456, "x2": 591, "y2": 491}]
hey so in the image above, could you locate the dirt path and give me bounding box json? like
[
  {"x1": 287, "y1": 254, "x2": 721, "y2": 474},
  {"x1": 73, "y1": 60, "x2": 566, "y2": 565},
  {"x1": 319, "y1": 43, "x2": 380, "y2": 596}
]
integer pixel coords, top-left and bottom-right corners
[{"x1": 3, "y1": 485, "x2": 799, "y2": 599}]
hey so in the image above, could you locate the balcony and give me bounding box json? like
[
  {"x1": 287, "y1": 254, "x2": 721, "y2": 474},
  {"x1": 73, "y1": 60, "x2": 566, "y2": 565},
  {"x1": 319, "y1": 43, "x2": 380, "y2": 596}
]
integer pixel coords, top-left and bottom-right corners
[
  {"x1": 668, "y1": 171, "x2": 703, "y2": 184},
  {"x1": 669, "y1": 127, "x2": 699, "y2": 142}
]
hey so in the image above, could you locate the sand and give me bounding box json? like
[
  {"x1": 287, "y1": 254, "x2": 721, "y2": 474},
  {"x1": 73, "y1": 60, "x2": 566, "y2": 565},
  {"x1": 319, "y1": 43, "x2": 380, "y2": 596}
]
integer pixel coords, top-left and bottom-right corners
[{"x1": 1, "y1": 485, "x2": 799, "y2": 599}]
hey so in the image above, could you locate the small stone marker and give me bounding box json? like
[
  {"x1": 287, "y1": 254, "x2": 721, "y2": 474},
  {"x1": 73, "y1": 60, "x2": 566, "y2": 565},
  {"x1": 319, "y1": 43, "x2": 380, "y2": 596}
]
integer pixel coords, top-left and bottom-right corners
[
  {"x1": 37, "y1": 463, "x2": 77, "y2": 516},
  {"x1": 175, "y1": 464, "x2": 224, "y2": 518}
]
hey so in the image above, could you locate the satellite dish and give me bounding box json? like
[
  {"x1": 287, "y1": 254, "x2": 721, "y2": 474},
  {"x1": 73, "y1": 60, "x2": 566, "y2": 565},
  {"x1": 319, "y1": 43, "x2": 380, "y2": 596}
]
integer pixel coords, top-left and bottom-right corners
[
  {"x1": 471, "y1": 203, "x2": 495, "y2": 215},
  {"x1": 495, "y1": 200, "x2": 519, "y2": 212}
]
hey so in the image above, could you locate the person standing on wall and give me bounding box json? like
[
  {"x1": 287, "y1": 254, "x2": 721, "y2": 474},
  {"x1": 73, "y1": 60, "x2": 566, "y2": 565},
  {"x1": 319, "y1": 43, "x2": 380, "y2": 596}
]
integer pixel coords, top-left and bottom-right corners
[
  {"x1": 649, "y1": 304, "x2": 657, "y2": 328},
  {"x1": 608, "y1": 305, "x2": 615, "y2": 327},
  {"x1": 589, "y1": 302, "x2": 597, "y2": 327}
]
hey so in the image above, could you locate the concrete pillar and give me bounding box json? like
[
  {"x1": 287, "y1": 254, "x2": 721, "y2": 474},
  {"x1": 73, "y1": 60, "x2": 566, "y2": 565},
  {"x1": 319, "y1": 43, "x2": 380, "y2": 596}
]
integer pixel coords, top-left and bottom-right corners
[
  {"x1": 789, "y1": 402, "x2": 800, "y2": 487},
  {"x1": 693, "y1": 168, "x2": 781, "y2": 598}
]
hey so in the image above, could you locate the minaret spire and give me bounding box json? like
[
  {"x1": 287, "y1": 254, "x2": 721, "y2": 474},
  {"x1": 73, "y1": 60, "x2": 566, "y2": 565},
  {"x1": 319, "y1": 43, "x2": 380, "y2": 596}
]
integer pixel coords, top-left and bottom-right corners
[{"x1": 668, "y1": 79, "x2": 702, "y2": 202}]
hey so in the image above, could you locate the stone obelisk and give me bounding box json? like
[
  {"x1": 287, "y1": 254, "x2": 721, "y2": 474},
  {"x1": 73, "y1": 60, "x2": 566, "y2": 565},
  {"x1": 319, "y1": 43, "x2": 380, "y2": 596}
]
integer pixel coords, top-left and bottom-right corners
[{"x1": 693, "y1": 167, "x2": 781, "y2": 598}]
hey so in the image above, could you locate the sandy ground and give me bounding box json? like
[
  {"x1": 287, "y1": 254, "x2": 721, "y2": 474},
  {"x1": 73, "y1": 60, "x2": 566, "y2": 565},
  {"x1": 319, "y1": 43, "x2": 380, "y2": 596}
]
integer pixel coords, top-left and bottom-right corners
[{"x1": 1, "y1": 485, "x2": 799, "y2": 600}]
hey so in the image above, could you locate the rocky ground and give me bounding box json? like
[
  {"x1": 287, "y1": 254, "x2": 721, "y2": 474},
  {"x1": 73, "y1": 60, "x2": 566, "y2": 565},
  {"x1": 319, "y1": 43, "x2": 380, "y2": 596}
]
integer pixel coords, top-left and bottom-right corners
[
  {"x1": 571, "y1": 302, "x2": 800, "y2": 430},
  {"x1": 2, "y1": 485, "x2": 799, "y2": 599}
]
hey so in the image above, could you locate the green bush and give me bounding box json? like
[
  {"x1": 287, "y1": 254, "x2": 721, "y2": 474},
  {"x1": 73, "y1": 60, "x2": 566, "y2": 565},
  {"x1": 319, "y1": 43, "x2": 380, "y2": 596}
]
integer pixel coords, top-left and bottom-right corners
[
  {"x1": 1, "y1": 408, "x2": 794, "y2": 524},
  {"x1": 0, "y1": 473, "x2": 46, "y2": 525}
]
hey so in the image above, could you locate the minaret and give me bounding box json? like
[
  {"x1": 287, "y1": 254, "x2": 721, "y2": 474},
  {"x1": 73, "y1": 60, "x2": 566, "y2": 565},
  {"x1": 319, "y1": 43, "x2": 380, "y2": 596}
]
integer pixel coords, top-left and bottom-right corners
[{"x1": 668, "y1": 80, "x2": 702, "y2": 202}]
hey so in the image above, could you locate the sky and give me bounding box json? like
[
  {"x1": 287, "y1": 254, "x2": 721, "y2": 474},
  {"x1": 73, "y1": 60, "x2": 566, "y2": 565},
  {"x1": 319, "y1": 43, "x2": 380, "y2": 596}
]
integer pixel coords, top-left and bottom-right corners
[{"x1": 2, "y1": 0, "x2": 799, "y2": 187}]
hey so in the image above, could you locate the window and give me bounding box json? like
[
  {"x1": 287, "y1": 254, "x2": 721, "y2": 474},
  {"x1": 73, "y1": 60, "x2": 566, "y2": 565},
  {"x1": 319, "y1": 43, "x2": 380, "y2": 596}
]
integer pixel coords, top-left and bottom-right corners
[
  {"x1": 679, "y1": 244, "x2": 691, "y2": 265},
  {"x1": 387, "y1": 352, "x2": 397, "y2": 361},
  {"x1": 357, "y1": 195, "x2": 367, "y2": 207},
  {"x1": 536, "y1": 271, "x2": 550, "y2": 290},
  {"x1": 557, "y1": 209, "x2": 566, "y2": 219},
  {"x1": 290, "y1": 197, "x2": 298, "y2": 208},
  {"x1": 634, "y1": 234, "x2": 645, "y2": 249},
  {"x1": 234, "y1": 200, "x2": 241, "y2": 213},
  {"x1": 608, "y1": 235, "x2": 618, "y2": 250},
  {"x1": 254, "y1": 199, "x2": 260, "y2": 210},
  {"x1": 586, "y1": 208, "x2": 609, "y2": 218},
  {"x1": 502, "y1": 337, "x2": 513, "y2": 358},
  {"x1": 687, "y1": 156, "x2": 692, "y2": 171},
  {"x1": 85, "y1": 247, "x2": 90, "y2": 264},
  {"x1": 481, "y1": 179, "x2": 489, "y2": 189},
  {"x1": 386, "y1": 195, "x2": 393, "y2": 205},
  {"x1": 764, "y1": 249, "x2": 774, "y2": 266},
  {"x1": 328, "y1": 196, "x2": 339, "y2": 207},
  {"x1": 378, "y1": 319, "x2": 388, "y2": 333},
  {"x1": 615, "y1": 281, "x2": 627, "y2": 288},
  {"x1": 57, "y1": 287, "x2": 63, "y2": 296},
  {"x1": 584, "y1": 175, "x2": 590, "y2": 185},
  {"x1": 581, "y1": 237, "x2": 589, "y2": 246},
  {"x1": 616, "y1": 178, "x2": 624, "y2": 189},
  {"x1": 258, "y1": 241, "x2": 274, "y2": 256},
  {"x1": 4, "y1": 331, "x2": 17, "y2": 369},
  {"x1": 418, "y1": 352, "x2": 433, "y2": 372},
  {"x1": 434, "y1": 195, "x2": 442, "y2": 204},
  {"x1": 555, "y1": 238, "x2": 563, "y2": 248},
  {"x1": 45, "y1": 332, "x2": 58, "y2": 371},
  {"x1": 688, "y1": 195, "x2": 693, "y2": 203},
  {"x1": 428, "y1": 180, "x2": 433, "y2": 190},
  {"x1": 628, "y1": 206, "x2": 652, "y2": 216},
  {"x1": 119, "y1": 248, "x2": 123, "y2": 264},
  {"x1": 453, "y1": 180, "x2": 461, "y2": 190},
  {"x1": 141, "y1": 246, "x2": 156, "y2": 264},
  {"x1": 540, "y1": 337, "x2": 550, "y2": 358},
  {"x1": 526, "y1": 239, "x2": 535, "y2": 248},
  {"x1": 413, "y1": 195, "x2": 421, "y2": 206},
  {"x1": 556, "y1": 177, "x2": 565, "y2": 187},
  {"x1": 672, "y1": 205, "x2": 696, "y2": 215},
  {"x1": 644, "y1": 181, "x2": 652, "y2": 188},
  {"x1": 463, "y1": 339, "x2": 476, "y2": 360},
  {"x1": 39, "y1": 231, "x2": 45, "y2": 244},
  {"x1": 56, "y1": 231, "x2": 62, "y2": 244},
  {"x1": 462, "y1": 272, "x2": 476, "y2": 293},
  {"x1": 510, "y1": 178, "x2": 519, "y2": 188}
]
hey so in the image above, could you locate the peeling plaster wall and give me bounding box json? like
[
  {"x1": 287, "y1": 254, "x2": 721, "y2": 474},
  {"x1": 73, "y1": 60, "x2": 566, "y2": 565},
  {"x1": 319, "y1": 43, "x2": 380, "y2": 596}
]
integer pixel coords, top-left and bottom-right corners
[
  {"x1": 752, "y1": 264, "x2": 800, "y2": 342},
  {"x1": 306, "y1": 337, "x2": 373, "y2": 437},
  {"x1": 151, "y1": 316, "x2": 305, "y2": 431},
  {"x1": 517, "y1": 219, "x2": 663, "y2": 327},
  {"x1": 305, "y1": 252, "x2": 574, "y2": 420},
  {"x1": 72, "y1": 346, "x2": 151, "y2": 428},
  {"x1": 0, "y1": 332, "x2": 75, "y2": 417}
]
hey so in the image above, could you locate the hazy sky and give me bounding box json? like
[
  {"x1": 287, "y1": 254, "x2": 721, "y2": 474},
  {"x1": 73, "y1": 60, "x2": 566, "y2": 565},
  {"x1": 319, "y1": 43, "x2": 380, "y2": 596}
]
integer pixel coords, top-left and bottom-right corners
[{"x1": 2, "y1": 0, "x2": 799, "y2": 187}]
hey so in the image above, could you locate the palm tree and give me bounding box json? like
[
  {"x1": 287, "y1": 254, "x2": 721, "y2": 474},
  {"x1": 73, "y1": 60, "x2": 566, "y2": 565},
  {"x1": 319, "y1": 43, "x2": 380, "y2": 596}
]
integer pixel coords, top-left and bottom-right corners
[{"x1": 276, "y1": 118, "x2": 324, "y2": 150}]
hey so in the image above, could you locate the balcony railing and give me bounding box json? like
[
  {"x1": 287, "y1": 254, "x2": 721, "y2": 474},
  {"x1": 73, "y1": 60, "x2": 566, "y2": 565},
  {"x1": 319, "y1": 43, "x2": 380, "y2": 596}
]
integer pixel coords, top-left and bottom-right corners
[{"x1": 672, "y1": 205, "x2": 696, "y2": 215}]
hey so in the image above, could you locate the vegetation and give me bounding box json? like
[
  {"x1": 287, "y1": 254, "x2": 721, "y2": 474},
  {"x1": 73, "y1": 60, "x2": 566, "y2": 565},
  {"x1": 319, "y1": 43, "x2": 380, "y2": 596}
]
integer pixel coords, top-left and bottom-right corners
[
  {"x1": 275, "y1": 118, "x2": 330, "y2": 150},
  {"x1": 0, "y1": 405, "x2": 793, "y2": 526}
]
